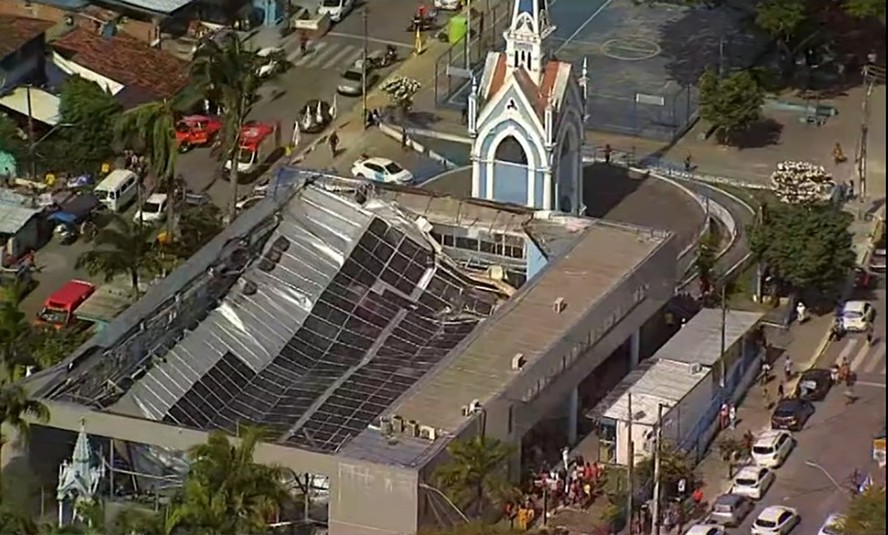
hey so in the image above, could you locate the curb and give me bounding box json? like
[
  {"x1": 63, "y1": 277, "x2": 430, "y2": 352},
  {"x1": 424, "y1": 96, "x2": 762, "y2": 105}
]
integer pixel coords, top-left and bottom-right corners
[{"x1": 377, "y1": 123, "x2": 460, "y2": 169}]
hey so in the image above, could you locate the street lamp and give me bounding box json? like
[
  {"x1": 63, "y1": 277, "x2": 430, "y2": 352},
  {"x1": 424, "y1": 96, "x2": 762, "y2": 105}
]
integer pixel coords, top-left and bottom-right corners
[{"x1": 804, "y1": 460, "x2": 844, "y2": 494}]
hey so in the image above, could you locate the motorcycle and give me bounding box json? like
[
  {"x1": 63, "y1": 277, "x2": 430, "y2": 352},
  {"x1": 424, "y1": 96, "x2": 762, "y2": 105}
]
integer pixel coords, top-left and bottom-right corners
[{"x1": 406, "y1": 12, "x2": 436, "y2": 32}]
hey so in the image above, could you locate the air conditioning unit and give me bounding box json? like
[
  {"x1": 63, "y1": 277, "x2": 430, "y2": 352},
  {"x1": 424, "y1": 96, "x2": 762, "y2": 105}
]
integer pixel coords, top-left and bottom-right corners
[
  {"x1": 688, "y1": 362, "x2": 703, "y2": 375},
  {"x1": 553, "y1": 297, "x2": 566, "y2": 314},
  {"x1": 419, "y1": 425, "x2": 437, "y2": 441},
  {"x1": 511, "y1": 353, "x2": 526, "y2": 371},
  {"x1": 405, "y1": 420, "x2": 419, "y2": 437},
  {"x1": 391, "y1": 415, "x2": 405, "y2": 433},
  {"x1": 380, "y1": 419, "x2": 394, "y2": 436}
]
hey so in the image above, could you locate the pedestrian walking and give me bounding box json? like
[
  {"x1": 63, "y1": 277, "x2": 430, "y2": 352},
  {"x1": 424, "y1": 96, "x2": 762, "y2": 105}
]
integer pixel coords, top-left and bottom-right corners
[
  {"x1": 401, "y1": 127, "x2": 409, "y2": 151},
  {"x1": 604, "y1": 143, "x2": 612, "y2": 164},
  {"x1": 683, "y1": 153, "x2": 692, "y2": 172},
  {"x1": 328, "y1": 130, "x2": 339, "y2": 156},
  {"x1": 719, "y1": 402, "x2": 729, "y2": 429},
  {"x1": 299, "y1": 32, "x2": 308, "y2": 54},
  {"x1": 833, "y1": 142, "x2": 847, "y2": 164},
  {"x1": 866, "y1": 324, "x2": 874, "y2": 346},
  {"x1": 783, "y1": 357, "x2": 793, "y2": 381},
  {"x1": 777, "y1": 382, "x2": 785, "y2": 399},
  {"x1": 728, "y1": 403, "x2": 737, "y2": 430}
]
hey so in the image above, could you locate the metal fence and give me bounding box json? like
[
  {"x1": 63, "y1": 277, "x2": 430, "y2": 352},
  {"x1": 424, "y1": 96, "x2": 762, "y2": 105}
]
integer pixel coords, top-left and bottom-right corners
[
  {"x1": 585, "y1": 84, "x2": 699, "y2": 142},
  {"x1": 433, "y1": 2, "x2": 512, "y2": 107}
]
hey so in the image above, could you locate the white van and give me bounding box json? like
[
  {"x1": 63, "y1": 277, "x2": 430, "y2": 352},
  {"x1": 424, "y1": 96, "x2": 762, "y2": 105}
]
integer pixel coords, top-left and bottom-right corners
[{"x1": 94, "y1": 169, "x2": 139, "y2": 212}]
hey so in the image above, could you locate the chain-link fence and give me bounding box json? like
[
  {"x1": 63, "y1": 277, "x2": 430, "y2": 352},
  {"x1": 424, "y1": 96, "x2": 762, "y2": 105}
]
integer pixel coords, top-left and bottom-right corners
[
  {"x1": 433, "y1": 2, "x2": 512, "y2": 107},
  {"x1": 584, "y1": 84, "x2": 699, "y2": 142}
]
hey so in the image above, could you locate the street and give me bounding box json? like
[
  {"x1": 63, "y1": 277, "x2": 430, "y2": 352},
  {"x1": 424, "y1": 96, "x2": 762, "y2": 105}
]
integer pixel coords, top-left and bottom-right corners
[{"x1": 822, "y1": 285, "x2": 887, "y2": 387}]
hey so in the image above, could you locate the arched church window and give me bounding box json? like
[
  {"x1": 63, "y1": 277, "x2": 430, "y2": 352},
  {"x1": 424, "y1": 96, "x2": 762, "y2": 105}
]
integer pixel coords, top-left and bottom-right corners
[{"x1": 495, "y1": 136, "x2": 528, "y2": 165}]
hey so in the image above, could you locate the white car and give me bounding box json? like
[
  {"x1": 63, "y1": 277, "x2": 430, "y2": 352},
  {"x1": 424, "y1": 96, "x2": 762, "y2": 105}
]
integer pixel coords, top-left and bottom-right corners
[
  {"x1": 132, "y1": 193, "x2": 168, "y2": 224},
  {"x1": 840, "y1": 300, "x2": 875, "y2": 332},
  {"x1": 751, "y1": 430, "x2": 795, "y2": 468},
  {"x1": 351, "y1": 157, "x2": 414, "y2": 185},
  {"x1": 730, "y1": 466, "x2": 775, "y2": 500},
  {"x1": 235, "y1": 195, "x2": 265, "y2": 212},
  {"x1": 817, "y1": 513, "x2": 843, "y2": 535},
  {"x1": 317, "y1": 0, "x2": 354, "y2": 22},
  {"x1": 683, "y1": 524, "x2": 725, "y2": 535},
  {"x1": 256, "y1": 47, "x2": 282, "y2": 77},
  {"x1": 434, "y1": 0, "x2": 462, "y2": 9},
  {"x1": 751, "y1": 506, "x2": 800, "y2": 535}
]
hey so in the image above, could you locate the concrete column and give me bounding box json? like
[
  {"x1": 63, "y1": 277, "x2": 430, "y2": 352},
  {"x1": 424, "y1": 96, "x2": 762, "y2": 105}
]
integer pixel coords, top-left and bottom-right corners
[
  {"x1": 567, "y1": 387, "x2": 579, "y2": 446},
  {"x1": 629, "y1": 328, "x2": 641, "y2": 369}
]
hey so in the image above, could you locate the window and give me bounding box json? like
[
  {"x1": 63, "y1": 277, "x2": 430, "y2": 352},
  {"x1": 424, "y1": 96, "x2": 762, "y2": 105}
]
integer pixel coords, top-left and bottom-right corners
[
  {"x1": 383, "y1": 162, "x2": 403, "y2": 174},
  {"x1": 455, "y1": 236, "x2": 478, "y2": 250},
  {"x1": 365, "y1": 163, "x2": 383, "y2": 173},
  {"x1": 480, "y1": 240, "x2": 496, "y2": 254}
]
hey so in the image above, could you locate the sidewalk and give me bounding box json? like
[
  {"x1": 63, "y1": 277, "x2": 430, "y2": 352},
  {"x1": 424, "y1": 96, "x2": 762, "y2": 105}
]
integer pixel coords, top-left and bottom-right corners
[{"x1": 694, "y1": 313, "x2": 835, "y2": 503}]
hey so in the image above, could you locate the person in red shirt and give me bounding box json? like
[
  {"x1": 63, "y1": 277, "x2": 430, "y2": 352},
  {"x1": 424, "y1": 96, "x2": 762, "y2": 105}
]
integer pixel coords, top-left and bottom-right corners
[
  {"x1": 692, "y1": 487, "x2": 704, "y2": 504},
  {"x1": 417, "y1": 3, "x2": 427, "y2": 19}
]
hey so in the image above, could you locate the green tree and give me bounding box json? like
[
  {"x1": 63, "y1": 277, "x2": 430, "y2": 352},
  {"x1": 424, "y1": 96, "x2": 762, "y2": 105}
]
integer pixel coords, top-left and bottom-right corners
[
  {"x1": 191, "y1": 34, "x2": 267, "y2": 221},
  {"x1": 75, "y1": 214, "x2": 163, "y2": 296},
  {"x1": 26, "y1": 326, "x2": 91, "y2": 372},
  {"x1": 698, "y1": 69, "x2": 765, "y2": 144},
  {"x1": 749, "y1": 202, "x2": 855, "y2": 296},
  {"x1": 838, "y1": 485, "x2": 887, "y2": 534},
  {"x1": 381, "y1": 76, "x2": 422, "y2": 122},
  {"x1": 634, "y1": 441, "x2": 693, "y2": 495},
  {"x1": 716, "y1": 435, "x2": 749, "y2": 478},
  {"x1": 433, "y1": 436, "x2": 515, "y2": 516},
  {"x1": 56, "y1": 76, "x2": 122, "y2": 174},
  {"x1": 844, "y1": 0, "x2": 886, "y2": 22},
  {"x1": 0, "y1": 113, "x2": 26, "y2": 171},
  {"x1": 0, "y1": 284, "x2": 32, "y2": 381},
  {"x1": 419, "y1": 524, "x2": 522, "y2": 535},
  {"x1": 695, "y1": 226, "x2": 720, "y2": 297},
  {"x1": 115, "y1": 100, "x2": 179, "y2": 235},
  {"x1": 172, "y1": 203, "x2": 224, "y2": 259},
  {"x1": 166, "y1": 427, "x2": 291, "y2": 534},
  {"x1": 755, "y1": 0, "x2": 808, "y2": 55},
  {"x1": 0, "y1": 384, "x2": 49, "y2": 447}
]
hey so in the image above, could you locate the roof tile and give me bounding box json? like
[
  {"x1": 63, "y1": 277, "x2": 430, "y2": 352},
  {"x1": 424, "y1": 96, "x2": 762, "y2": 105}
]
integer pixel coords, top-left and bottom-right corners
[
  {"x1": 0, "y1": 16, "x2": 54, "y2": 61},
  {"x1": 51, "y1": 28, "x2": 189, "y2": 104}
]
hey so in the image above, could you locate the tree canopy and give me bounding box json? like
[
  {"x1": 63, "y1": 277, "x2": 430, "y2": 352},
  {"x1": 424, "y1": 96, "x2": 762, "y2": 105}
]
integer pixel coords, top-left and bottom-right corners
[
  {"x1": 749, "y1": 202, "x2": 855, "y2": 295},
  {"x1": 838, "y1": 485, "x2": 887, "y2": 534},
  {"x1": 698, "y1": 69, "x2": 765, "y2": 144},
  {"x1": 755, "y1": 0, "x2": 808, "y2": 45},
  {"x1": 0, "y1": 113, "x2": 26, "y2": 172},
  {"x1": 434, "y1": 436, "x2": 516, "y2": 517},
  {"x1": 843, "y1": 0, "x2": 886, "y2": 22},
  {"x1": 55, "y1": 76, "x2": 122, "y2": 174},
  {"x1": 75, "y1": 214, "x2": 163, "y2": 295}
]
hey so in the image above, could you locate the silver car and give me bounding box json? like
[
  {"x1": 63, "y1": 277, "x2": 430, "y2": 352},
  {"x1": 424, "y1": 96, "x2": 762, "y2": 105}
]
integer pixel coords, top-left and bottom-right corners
[
  {"x1": 336, "y1": 68, "x2": 378, "y2": 97},
  {"x1": 707, "y1": 493, "x2": 753, "y2": 527}
]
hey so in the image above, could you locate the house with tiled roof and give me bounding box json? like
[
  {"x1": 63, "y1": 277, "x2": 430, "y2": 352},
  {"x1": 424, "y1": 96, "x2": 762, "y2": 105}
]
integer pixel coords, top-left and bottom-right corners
[
  {"x1": 0, "y1": 15, "x2": 55, "y2": 90},
  {"x1": 49, "y1": 27, "x2": 190, "y2": 107},
  {"x1": 466, "y1": 0, "x2": 586, "y2": 215}
]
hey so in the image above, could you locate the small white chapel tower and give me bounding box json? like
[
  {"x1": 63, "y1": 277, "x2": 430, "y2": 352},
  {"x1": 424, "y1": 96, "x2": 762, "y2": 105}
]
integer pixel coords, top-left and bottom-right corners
[{"x1": 468, "y1": 0, "x2": 586, "y2": 214}]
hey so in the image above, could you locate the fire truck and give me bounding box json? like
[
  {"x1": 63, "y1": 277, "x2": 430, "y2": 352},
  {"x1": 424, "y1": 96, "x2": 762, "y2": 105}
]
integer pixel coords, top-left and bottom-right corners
[{"x1": 224, "y1": 121, "x2": 277, "y2": 176}]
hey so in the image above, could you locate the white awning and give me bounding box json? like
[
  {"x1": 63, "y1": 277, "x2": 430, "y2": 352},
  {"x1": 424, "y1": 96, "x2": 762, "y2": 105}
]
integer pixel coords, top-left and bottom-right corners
[{"x1": 0, "y1": 87, "x2": 61, "y2": 126}]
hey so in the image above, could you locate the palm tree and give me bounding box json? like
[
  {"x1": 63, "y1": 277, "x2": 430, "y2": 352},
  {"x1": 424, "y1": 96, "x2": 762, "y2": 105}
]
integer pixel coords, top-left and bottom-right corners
[
  {"x1": 75, "y1": 214, "x2": 163, "y2": 296},
  {"x1": 0, "y1": 283, "x2": 32, "y2": 382},
  {"x1": 0, "y1": 384, "x2": 49, "y2": 447},
  {"x1": 433, "y1": 436, "x2": 515, "y2": 517},
  {"x1": 191, "y1": 34, "x2": 285, "y2": 221},
  {"x1": 166, "y1": 427, "x2": 290, "y2": 534},
  {"x1": 115, "y1": 100, "x2": 178, "y2": 236}
]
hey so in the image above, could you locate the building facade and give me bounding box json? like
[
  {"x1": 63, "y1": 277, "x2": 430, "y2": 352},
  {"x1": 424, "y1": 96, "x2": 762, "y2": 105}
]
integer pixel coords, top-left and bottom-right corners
[{"x1": 468, "y1": 0, "x2": 586, "y2": 215}]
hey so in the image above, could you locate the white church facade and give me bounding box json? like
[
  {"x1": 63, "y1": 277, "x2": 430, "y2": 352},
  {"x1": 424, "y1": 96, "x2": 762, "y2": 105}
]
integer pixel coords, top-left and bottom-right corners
[{"x1": 467, "y1": 0, "x2": 587, "y2": 215}]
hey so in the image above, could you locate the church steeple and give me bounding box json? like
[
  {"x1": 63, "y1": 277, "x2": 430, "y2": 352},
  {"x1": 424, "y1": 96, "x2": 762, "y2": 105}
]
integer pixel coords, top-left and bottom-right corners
[{"x1": 504, "y1": 0, "x2": 555, "y2": 84}]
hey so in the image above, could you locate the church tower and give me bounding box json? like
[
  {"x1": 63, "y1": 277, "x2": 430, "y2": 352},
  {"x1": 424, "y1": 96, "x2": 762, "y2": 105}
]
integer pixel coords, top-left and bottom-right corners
[{"x1": 468, "y1": 0, "x2": 585, "y2": 215}]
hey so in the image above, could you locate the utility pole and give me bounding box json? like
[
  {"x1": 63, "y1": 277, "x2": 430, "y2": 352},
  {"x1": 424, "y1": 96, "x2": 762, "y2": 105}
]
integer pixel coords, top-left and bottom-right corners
[
  {"x1": 857, "y1": 64, "x2": 875, "y2": 211},
  {"x1": 626, "y1": 393, "x2": 635, "y2": 529},
  {"x1": 26, "y1": 85, "x2": 36, "y2": 179},
  {"x1": 719, "y1": 285, "x2": 727, "y2": 389},
  {"x1": 465, "y1": 0, "x2": 473, "y2": 70},
  {"x1": 651, "y1": 403, "x2": 665, "y2": 535},
  {"x1": 717, "y1": 37, "x2": 725, "y2": 79},
  {"x1": 361, "y1": 6, "x2": 369, "y2": 128}
]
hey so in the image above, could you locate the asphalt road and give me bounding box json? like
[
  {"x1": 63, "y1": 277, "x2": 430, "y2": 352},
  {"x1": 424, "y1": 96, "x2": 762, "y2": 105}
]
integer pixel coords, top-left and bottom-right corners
[
  {"x1": 719, "y1": 284, "x2": 886, "y2": 535},
  {"x1": 175, "y1": 0, "x2": 453, "y2": 208}
]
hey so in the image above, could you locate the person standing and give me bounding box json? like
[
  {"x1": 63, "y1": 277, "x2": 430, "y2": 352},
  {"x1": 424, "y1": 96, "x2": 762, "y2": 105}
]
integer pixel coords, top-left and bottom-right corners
[
  {"x1": 866, "y1": 324, "x2": 874, "y2": 346},
  {"x1": 728, "y1": 403, "x2": 737, "y2": 430},
  {"x1": 604, "y1": 143, "x2": 612, "y2": 164},
  {"x1": 328, "y1": 130, "x2": 339, "y2": 157}
]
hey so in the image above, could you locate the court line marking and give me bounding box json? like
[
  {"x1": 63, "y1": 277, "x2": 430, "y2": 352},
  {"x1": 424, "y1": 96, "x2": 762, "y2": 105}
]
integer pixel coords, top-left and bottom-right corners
[{"x1": 554, "y1": 0, "x2": 616, "y2": 55}]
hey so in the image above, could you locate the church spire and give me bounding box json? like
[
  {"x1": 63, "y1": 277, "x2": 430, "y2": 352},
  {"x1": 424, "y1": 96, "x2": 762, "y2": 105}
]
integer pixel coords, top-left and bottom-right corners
[{"x1": 504, "y1": 0, "x2": 555, "y2": 84}]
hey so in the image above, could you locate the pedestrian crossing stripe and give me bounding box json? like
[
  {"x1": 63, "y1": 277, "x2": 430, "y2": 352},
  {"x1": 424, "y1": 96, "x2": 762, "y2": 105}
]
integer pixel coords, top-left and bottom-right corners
[
  {"x1": 290, "y1": 42, "x2": 365, "y2": 70},
  {"x1": 834, "y1": 338, "x2": 887, "y2": 375}
]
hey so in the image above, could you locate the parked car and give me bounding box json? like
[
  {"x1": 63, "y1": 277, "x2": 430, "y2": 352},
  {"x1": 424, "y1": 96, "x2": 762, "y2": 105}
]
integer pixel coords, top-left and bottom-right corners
[
  {"x1": 337, "y1": 67, "x2": 379, "y2": 96},
  {"x1": 751, "y1": 506, "x2": 800, "y2": 535},
  {"x1": 840, "y1": 300, "x2": 875, "y2": 332},
  {"x1": 133, "y1": 193, "x2": 169, "y2": 225},
  {"x1": 870, "y1": 242, "x2": 886, "y2": 273},
  {"x1": 435, "y1": 0, "x2": 463, "y2": 9},
  {"x1": 796, "y1": 368, "x2": 833, "y2": 401},
  {"x1": 317, "y1": 0, "x2": 355, "y2": 22},
  {"x1": 751, "y1": 430, "x2": 795, "y2": 468},
  {"x1": 730, "y1": 466, "x2": 775, "y2": 500},
  {"x1": 351, "y1": 157, "x2": 414, "y2": 184},
  {"x1": 175, "y1": 115, "x2": 222, "y2": 151},
  {"x1": 683, "y1": 524, "x2": 725, "y2": 535},
  {"x1": 771, "y1": 397, "x2": 815, "y2": 431},
  {"x1": 817, "y1": 513, "x2": 843, "y2": 535},
  {"x1": 256, "y1": 47, "x2": 283, "y2": 77},
  {"x1": 707, "y1": 493, "x2": 753, "y2": 527},
  {"x1": 236, "y1": 195, "x2": 265, "y2": 213}
]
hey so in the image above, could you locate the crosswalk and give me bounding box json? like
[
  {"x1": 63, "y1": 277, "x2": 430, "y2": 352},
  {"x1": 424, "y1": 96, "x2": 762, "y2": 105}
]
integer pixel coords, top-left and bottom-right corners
[
  {"x1": 286, "y1": 41, "x2": 365, "y2": 71},
  {"x1": 833, "y1": 338, "x2": 887, "y2": 375}
]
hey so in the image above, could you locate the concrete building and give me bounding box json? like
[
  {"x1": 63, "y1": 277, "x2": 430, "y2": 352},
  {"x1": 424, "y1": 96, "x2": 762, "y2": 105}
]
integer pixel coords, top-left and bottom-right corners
[
  {"x1": 0, "y1": 201, "x2": 42, "y2": 264},
  {"x1": 22, "y1": 167, "x2": 681, "y2": 535},
  {"x1": 0, "y1": 15, "x2": 54, "y2": 90}
]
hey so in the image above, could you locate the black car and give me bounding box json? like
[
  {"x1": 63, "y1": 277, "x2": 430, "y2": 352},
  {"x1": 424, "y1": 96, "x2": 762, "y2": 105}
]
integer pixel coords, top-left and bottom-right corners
[
  {"x1": 796, "y1": 368, "x2": 832, "y2": 401},
  {"x1": 297, "y1": 100, "x2": 333, "y2": 134},
  {"x1": 771, "y1": 398, "x2": 815, "y2": 431}
]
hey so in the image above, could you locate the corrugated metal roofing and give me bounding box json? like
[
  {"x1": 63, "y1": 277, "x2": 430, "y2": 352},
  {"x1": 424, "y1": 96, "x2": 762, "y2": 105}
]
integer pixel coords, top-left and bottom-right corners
[
  {"x1": 654, "y1": 308, "x2": 764, "y2": 367},
  {"x1": 0, "y1": 203, "x2": 40, "y2": 235},
  {"x1": 596, "y1": 359, "x2": 710, "y2": 426}
]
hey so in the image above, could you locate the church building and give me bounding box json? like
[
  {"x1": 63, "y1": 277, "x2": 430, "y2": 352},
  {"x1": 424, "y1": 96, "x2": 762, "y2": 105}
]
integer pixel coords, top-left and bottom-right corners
[{"x1": 467, "y1": 0, "x2": 587, "y2": 215}]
